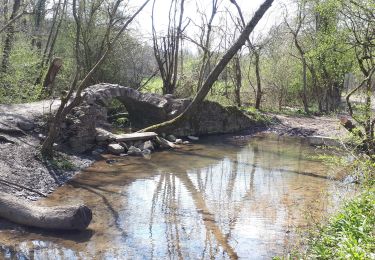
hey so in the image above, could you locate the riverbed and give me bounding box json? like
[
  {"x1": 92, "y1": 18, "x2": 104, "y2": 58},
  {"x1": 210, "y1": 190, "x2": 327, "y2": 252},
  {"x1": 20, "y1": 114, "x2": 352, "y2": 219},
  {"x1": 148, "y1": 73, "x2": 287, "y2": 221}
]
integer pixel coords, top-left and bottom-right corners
[{"x1": 0, "y1": 134, "x2": 353, "y2": 259}]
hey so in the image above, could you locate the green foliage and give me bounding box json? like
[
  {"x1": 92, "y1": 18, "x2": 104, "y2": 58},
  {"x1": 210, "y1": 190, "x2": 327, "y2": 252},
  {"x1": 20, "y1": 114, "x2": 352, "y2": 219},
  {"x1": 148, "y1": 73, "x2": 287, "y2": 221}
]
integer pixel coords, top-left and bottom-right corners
[
  {"x1": 114, "y1": 117, "x2": 129, "y2": 128},
  {"x1": 45, "y1": 154, "x2": 75, "y2": 171},
  {"x1": 0, "y1": 39, "x2": 41, "y2": 103},
  {"x1": 141, "y1": 77, "x2": 163, "y2": 94},
  {"x1": 107, "y1": 99, "x2": 126, "y2": 114},
  {"x1": 241, "y1": 106, "x2": 273, "y2": 124},
  {"x1": 305, "y1": 0, "x2": 354, "y2": 111},
  {"x1": 282, "y1": 145, "x2": 375, "y2": 259},
  {"x1": 309, "y1": 188, "x2": 375, "y2": 259}
]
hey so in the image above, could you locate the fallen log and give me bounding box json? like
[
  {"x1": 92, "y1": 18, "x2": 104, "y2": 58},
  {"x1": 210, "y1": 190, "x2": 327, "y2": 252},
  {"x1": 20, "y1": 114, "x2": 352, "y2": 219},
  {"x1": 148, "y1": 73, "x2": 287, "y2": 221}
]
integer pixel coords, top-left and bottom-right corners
[{"x1": 0, "y1": 192, "x2": 92, "y2": 230}]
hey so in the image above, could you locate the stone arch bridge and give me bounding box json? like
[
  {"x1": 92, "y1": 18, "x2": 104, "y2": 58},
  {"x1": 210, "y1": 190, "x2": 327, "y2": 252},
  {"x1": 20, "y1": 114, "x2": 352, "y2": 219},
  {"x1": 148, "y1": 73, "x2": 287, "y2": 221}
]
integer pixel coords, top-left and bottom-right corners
[{"x1": 65, "y1": 84, "x2": 257, "y2": 152}]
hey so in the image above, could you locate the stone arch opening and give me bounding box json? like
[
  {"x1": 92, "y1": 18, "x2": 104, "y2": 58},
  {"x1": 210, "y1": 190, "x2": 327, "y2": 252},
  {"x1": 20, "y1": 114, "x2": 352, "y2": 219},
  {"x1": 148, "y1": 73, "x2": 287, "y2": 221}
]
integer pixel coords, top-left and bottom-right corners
[
  {"x1": 84, "y1": 84, "x2": 180, "y2": 131},
  {"x1": 106, "y1": 99, "x2": 132, "y2": 132}
]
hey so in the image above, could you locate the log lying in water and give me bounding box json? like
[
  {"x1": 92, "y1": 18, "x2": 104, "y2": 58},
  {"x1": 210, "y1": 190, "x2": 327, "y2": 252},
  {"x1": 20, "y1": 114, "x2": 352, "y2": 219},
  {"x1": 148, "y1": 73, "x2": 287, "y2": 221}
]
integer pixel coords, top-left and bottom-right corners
[{"x1": 0, "y1": 192, "x2": 92, "y2": 230}]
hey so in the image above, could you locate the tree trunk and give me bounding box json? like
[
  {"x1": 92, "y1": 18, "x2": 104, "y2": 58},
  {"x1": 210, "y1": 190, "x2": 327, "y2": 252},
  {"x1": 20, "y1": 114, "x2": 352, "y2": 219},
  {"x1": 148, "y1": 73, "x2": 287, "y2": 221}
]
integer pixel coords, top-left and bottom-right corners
[
  {"x1": 39, "y1": 57, "x2": 63, "y2": 98},
  {"x1": 0, "y1": 192, "x2": 92, "y2": 230},
  {"x1": 254, "y1": 51, "x2": 262, "y2": 109},
  {"x1": 140, "y1": 0, "x2": 274, "y2": 133},
  {"x1": 151, "y1": 0, "x2": 185, "y2": 95},
  {"x1": 1, "y1": 0, "x2": 21, "y2": 74},
  {"x1": 301, "y1": 60, "x2": 309, "y2": 113},
  {"x1": 233, "y1": 54, "x2": 242, "y2": 107},
  {"x1": 32, "y1": 0, "x2": 46, "y2": 51}
]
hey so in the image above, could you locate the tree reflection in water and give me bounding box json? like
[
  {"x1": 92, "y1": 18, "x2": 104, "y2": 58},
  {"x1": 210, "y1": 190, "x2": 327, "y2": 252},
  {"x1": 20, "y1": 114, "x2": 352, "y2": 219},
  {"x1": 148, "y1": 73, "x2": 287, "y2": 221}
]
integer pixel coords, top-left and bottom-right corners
[{"x1": 0, "y1": 135, "x2": 350, "y2": 259}]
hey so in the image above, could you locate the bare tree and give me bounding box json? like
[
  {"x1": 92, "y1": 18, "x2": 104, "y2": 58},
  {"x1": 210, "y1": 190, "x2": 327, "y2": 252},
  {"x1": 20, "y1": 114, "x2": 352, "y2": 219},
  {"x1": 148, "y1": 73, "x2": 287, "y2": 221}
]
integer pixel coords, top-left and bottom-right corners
[
  {"x1": 151, "y1": 0, "x2": 186, "y2": 94},
  {"x1": 284, "y1": 1, "x2": 309, "y2": 113},
  {"x1": 195, "y1": 0, "x2": 219, "y2": 91},
  {"x1": 141, "y1": 0, "x2": 274, "y2": 133},
  {"x1": 229, "y1": 0, "x2": 267, "y2": 110}
]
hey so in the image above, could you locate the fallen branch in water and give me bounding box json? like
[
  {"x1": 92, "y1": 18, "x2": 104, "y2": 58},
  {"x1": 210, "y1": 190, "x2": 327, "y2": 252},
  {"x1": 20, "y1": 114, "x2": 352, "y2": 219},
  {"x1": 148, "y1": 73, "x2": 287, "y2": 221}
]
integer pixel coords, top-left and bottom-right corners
[{"x1": 0, "y1": 192, "x2": 92, "y2": 230}]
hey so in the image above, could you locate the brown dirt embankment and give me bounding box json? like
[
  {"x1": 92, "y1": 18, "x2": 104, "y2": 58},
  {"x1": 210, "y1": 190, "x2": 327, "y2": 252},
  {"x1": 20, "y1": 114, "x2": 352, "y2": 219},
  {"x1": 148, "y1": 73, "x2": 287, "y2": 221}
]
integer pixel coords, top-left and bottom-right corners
[{"x1": 0, "y1": 100, "x2": 94, "y2": 200}]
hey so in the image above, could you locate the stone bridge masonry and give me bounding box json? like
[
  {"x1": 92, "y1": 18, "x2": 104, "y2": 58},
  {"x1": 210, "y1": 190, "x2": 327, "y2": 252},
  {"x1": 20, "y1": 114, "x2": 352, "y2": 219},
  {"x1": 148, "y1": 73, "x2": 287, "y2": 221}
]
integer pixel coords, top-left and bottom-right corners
[{"x1": 64, "y1": 83, "x2": 257, "y2": 152}]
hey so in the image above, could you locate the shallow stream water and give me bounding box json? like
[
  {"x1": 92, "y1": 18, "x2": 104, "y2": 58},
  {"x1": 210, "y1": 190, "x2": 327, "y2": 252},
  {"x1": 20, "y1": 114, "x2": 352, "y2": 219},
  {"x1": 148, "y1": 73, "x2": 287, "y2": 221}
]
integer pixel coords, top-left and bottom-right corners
[{"x1": 0, "y1": 134, "x2": 353, "y2": 259}]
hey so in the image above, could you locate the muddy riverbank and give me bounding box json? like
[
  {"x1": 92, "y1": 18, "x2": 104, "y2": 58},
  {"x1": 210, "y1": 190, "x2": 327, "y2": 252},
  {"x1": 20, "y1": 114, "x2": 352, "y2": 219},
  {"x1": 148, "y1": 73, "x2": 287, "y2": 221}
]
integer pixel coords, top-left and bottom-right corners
[{"x1": 0, "y1": 101, "x2": 348, "y2": 200}]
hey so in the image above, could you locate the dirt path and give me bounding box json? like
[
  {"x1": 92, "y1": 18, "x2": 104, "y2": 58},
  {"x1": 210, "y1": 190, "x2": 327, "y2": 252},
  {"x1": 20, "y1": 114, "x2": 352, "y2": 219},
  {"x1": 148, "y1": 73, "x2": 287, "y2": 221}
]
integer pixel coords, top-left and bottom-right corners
[
  {"x1": 269, "y1": 114, "x2": 347, "y2": 138},
  {"x1": 0, "y1": 100, "x2": 92, "y2": 200},
  {"x1": 0, "y1": 100, "x2": 60, "y2": 118}
]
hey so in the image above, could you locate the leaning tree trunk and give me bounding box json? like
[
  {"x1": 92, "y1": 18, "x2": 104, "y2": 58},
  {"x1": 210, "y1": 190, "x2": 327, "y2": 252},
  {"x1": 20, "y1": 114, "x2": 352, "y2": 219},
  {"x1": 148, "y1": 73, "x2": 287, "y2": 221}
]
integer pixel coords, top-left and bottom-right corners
[
  {"x1": 140, "y1": 0, "x2": 274, "y2": 133},
  {"x1": 0, "y1": 192, "x2": 92, "y2": 230}
]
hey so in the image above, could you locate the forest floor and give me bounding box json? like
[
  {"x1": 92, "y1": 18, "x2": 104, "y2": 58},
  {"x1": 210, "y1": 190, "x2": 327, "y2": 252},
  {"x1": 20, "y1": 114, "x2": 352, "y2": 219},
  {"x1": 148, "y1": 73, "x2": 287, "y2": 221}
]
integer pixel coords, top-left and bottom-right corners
[{"x1": 0, "y1": 100, "x2": 348, "y2": 200}]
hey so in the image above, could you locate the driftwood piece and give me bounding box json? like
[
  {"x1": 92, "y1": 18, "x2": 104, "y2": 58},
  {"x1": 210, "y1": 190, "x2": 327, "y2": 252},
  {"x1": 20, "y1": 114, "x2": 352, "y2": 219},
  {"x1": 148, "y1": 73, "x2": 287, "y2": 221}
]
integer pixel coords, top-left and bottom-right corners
[{"x1": 0, "y1": 192, "x2": 92, "y2": 230}]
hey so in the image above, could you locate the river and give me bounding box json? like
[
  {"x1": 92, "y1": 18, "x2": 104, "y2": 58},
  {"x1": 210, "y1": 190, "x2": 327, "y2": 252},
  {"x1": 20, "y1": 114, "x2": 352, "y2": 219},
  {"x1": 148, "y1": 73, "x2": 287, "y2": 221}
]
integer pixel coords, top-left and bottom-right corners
[{"x1": 0, "y1": 134, "x2": 353, "y2": 259}]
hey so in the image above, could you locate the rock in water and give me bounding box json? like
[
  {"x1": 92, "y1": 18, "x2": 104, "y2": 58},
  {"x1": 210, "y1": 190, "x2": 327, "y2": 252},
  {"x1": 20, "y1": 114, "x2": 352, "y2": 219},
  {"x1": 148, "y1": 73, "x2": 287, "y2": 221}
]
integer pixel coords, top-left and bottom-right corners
[
  {"x1": 187, "y1": 136, "x2": 199, "y2": 141},
  {"x1": 96, "y1": 128, "x2": 115, "y2": 142},
  {"x1": 127, "y1": 146, "x2": 142, "y2": 156},
  {"x1": 166, "y1": 134, "x2": 177, "y2": 142},
  {"x1": 108, "y1": 143, "x2": 124, "y2": 155},
  {"x1": 119, "y1": 142, "x2": 129, "y2": 152},
  {"x1": 175, "y1": 139, "x2": 183, "y2": 144},
  {"x1": 106, "y1": 159, "x2": 117, "y2": 164},
  {"x1": 141, "y1": 140, "x2": 155, "y2": 151},
  {"x1": 142, "y1": 149, "x2": 151, "y2": 154},
  {"x1": 155, "y1": 137, "x2": 176, "y2": 149}
]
